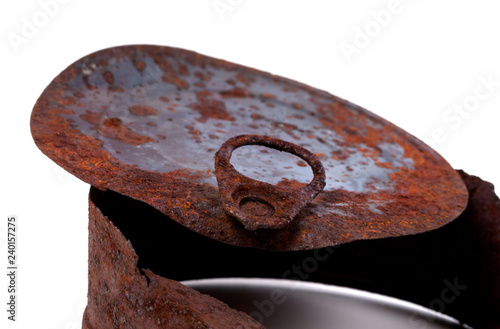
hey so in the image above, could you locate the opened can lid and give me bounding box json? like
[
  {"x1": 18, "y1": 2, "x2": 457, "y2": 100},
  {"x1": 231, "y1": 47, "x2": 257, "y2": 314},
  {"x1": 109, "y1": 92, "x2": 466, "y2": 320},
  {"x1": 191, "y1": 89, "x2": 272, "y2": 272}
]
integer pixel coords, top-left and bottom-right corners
[{"x1": 30, "y1": 45, "x2": 468, "y2": 250}]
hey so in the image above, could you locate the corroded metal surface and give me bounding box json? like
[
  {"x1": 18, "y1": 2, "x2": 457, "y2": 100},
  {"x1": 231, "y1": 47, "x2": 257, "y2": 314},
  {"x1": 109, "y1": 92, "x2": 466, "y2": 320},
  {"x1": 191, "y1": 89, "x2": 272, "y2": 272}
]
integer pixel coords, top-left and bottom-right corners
[
  {"x1": 302, "y1": 170, "x2": 499, "y2": 329},
  {"x1": 31, "y1": 45, "x2": 468, "y2": 250},
  {"x1": 84, "y1": 189, "x2": 264, "y2": 329},
  {"x1": 86, "y1": 172, "x2": 500, "y2": 329},
  {"x1": 215, "y1": 134, "x2": 326, "y2": 230}
]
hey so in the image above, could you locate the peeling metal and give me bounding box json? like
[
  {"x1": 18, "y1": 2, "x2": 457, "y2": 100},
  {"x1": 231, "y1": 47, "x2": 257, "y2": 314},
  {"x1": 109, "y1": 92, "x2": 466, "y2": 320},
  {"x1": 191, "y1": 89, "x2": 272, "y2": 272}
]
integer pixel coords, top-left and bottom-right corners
[{"x1": 83, "y1": 189, "x2": 264, "y2": 329}]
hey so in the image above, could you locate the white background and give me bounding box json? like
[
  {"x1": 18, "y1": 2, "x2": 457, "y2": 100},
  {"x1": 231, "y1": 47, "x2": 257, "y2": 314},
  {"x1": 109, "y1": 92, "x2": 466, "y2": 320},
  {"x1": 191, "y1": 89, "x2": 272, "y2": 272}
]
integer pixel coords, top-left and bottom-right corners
[{"x1": 1, "y1": 1, "x2": 499, "y2": 328}]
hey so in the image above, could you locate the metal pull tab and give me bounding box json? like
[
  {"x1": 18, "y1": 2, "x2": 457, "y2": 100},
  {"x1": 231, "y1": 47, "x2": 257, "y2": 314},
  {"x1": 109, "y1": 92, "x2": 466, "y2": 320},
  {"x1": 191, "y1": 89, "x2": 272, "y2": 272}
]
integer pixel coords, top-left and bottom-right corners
[{"x1": 214, "y1": 135, "x2": 326, "y2": 230}]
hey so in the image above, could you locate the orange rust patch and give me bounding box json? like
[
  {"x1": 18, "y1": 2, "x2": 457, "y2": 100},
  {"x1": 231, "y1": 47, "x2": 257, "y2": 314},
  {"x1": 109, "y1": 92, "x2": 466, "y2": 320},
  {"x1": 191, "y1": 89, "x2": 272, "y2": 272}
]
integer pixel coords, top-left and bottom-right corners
[
  {"x1": 277, "y1": 177, "x2": 307, "y2": 189},
  {"x1": 97, "y1": 118, "x2": 156, "y2": 145},
  {"x1": 81, "y1": 111, "x2": 103, "y2": 125},
  {"x1": 260, "y1": 93, "x2": 276, "y2": 99},
  {"x1": 178, "y1": 64, "x2": 189, "y2": 76},
  {"x1": 191, "y1": 91, "x2": 234, "y2": 122},
  {"x1": 134, "y1": 60, "x2": 146, "y2": 71},
  {"x1": 296, "y1": 160, "x2": 308, "y2": 167},
  {"x1": 129, "y1": 105, "x2": 158, "y2": 116},
  {"x1": 220, "y1": 88, "x2": 252, "y2": 98},
  {"x1": 60, "y1": 97, "x2": 76, "y2": 106}
]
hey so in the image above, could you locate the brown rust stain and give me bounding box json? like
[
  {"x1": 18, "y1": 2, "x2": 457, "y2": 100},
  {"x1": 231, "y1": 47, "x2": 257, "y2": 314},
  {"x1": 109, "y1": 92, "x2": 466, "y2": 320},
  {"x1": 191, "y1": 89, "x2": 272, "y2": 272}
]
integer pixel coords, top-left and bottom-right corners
[
  {"x1": 277, "y1": 177, "x2": 308, "y2": 189},
  {"x1": 191, "y1": 90, "x2": 234, "y2": 122},
  {"x1": 220, "y1": 87, "x2": 252, "y2": 98},
  {"x1": 102, "y1": 71, "x2": 114, "y2": 84},
  {"x1": 129, "y1": 105, "x2": 158, "y2": 116},
  {"x1": 97, "y1": 118, "x2": 156, "y2": 145},
  {"x1": 81, "y1": 111, "x2": 102, "y2": 125}
]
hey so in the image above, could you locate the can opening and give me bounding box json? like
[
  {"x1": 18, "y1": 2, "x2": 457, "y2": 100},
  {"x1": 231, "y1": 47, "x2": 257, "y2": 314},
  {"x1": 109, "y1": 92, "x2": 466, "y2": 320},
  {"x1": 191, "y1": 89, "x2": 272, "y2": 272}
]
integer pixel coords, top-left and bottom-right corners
[{"x1": 88, "y1": 182, "x2": 482, "y2": 327}]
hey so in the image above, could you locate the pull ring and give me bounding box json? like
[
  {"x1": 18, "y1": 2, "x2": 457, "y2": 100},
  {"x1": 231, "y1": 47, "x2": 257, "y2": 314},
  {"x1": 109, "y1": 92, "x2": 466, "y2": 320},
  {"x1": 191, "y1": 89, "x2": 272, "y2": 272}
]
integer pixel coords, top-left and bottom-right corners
[{"x1": 214, "y1": 135, "x2": 326, "y2": 230}]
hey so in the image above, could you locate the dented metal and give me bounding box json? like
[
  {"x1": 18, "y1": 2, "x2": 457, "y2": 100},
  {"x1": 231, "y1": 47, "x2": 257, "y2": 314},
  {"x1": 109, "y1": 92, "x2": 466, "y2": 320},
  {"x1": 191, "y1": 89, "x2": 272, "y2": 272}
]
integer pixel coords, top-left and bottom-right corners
[{"x1": 30, "y1": 45, "x2": 468, "y2": 250}]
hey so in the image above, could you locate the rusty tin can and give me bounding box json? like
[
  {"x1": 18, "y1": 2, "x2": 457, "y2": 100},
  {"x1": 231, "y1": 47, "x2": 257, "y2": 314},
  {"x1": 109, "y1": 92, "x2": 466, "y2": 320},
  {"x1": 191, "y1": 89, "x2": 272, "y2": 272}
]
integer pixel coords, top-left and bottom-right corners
[{"x1": 31, "y1": 45, "x2": 500, "y2": 328}]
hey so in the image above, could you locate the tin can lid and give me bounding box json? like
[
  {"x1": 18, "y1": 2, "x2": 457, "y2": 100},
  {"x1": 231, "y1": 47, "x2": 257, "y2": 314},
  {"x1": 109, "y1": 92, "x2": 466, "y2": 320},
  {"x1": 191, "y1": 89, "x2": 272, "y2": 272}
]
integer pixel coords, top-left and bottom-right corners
[{"x1": 30, "y1": 45, "x2": 468, "y2": 250}]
